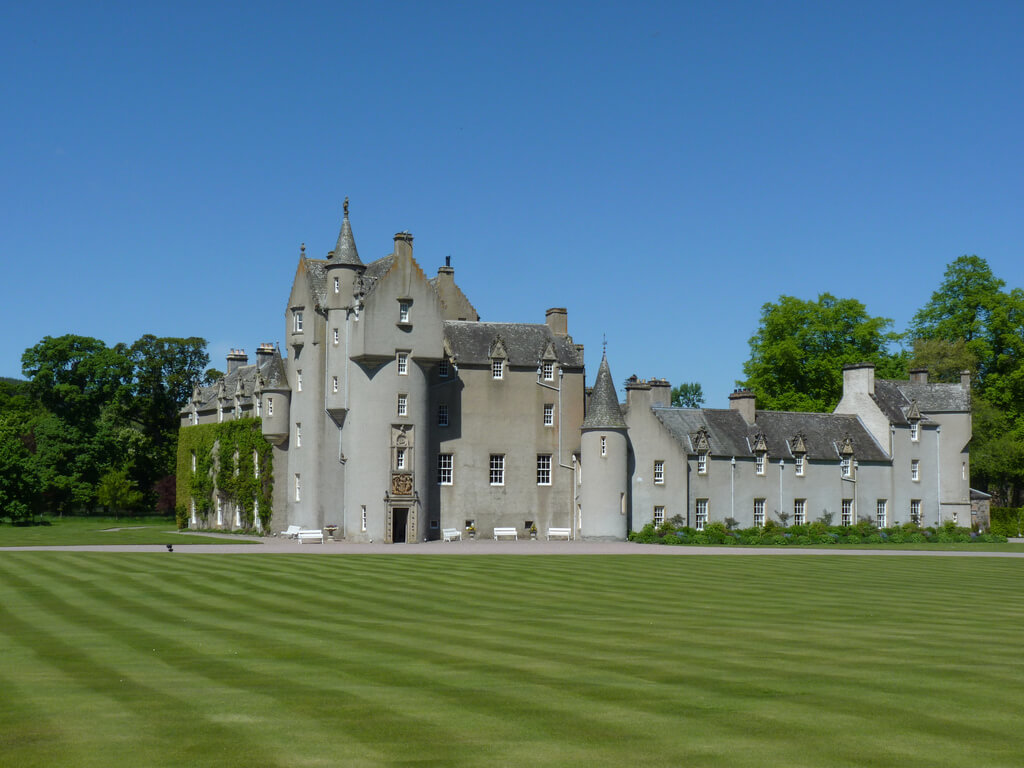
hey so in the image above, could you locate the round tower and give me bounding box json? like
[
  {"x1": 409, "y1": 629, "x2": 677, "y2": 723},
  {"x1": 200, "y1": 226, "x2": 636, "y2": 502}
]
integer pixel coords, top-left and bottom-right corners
[
  {"x1": 323, "y1": 197, "x2": 365, "y2": 310},
  {"x1": 580, "y1": 354, "x2": 628, "y2": 540}
]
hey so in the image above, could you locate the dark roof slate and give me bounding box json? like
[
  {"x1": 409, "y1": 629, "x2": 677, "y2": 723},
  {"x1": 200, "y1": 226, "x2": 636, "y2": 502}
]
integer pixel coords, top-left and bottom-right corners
[
  {"x1": 652, "y1": 407, "x2": 889, "y2": 462},
  {"x1": 443, "y1": 321, "x2": 584, "y2": 368},
  {"x1": 181, "y1": 351, "x2": 288, "y2": 415},
  {"x1": 582, "y1": 355, "x2": 626, "y2": 429},
  {"x1": 890, "y1": 380, "x2": 970, "y2": 412},
  {"x1": 329, "y1": 208, "x2": 362, "y2": 265}
]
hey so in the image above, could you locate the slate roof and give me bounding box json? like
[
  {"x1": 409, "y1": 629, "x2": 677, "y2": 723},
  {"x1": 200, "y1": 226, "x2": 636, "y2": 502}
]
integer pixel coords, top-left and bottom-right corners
[
  {"x1": 304, "y1": 259, "x2": 329, "y2": 311},
  {"x1": 443, "y1": 321, "x2": 584, "y2": 368},
  {"x1": 890, "y1": 380, "x2": 971, "y2": 413},
  {"x1": 582, "y1": 355, "x2": 626, "y2": 429},
  {"x1": 181, "y1": 350, "x2": 288, "y2": 415},
  {"x1": 652, "y1": 407, "x2": 889, "y2": 462},
  {"x1": 328, "y1": 205, "x2": 362, "y2": 265}
]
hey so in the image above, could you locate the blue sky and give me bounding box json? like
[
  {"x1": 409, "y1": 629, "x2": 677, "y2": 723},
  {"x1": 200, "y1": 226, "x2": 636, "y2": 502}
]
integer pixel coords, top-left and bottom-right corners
[{"x1": 2, "y1": 1, "x2": 1022, "y2": 406}]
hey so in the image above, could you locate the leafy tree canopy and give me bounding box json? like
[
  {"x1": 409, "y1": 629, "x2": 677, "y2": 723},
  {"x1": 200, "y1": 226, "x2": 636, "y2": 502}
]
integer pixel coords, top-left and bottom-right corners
[
  {"x1": 739, "y1": 293, "x2": 906, "y2": 412},
  {"x1": 671, "y1": 382, "x2": 705, "y2": 408}
]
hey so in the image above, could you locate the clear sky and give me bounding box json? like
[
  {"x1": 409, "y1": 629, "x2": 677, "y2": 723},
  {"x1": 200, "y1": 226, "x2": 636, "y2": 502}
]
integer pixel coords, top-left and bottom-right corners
[{"x1": 2, "y1": 1, "x2": 1022, "y2": 406}]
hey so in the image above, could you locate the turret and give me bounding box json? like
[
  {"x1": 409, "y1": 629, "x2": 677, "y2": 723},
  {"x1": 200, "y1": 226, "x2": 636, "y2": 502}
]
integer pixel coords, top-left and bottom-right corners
[
  {"x1": 259, "y1": 348, "x2": 291, "y2": 445},
  {"x1": 580, "y1": 354, "x2": 628, "y2": 540},
  {"x1": 324, "y1": 197, "x2": 364, "y2": 310}
]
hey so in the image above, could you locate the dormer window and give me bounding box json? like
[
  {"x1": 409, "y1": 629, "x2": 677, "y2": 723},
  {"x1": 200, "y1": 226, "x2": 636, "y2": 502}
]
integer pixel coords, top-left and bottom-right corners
[
  {"x1": 841, "y1": 456, "x2": 852, "y2": 477},
  {"x1": 492, "y1": 359, "x2": 504, "y2": 379},
  {"x1": 794, "y1": 455, "x2": 805, "y2": 476},
  {"x1": 910, "y1": 421, "x2": 919, "y2": 441},
  {"x1": 697, "y1": 452, "x2": 708, "y2": 474},
  {"x1": 542, "y1": 362, "x2": 554, "y2": 381},
  {"x1": 755, "y1": 453, "x2": 766, "y2": 475}
]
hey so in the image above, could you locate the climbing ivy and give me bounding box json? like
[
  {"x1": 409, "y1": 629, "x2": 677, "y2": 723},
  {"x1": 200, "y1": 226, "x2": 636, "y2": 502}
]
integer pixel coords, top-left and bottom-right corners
[{"x1": 175, "y1": 418, "x2": 273, "y2": 531}]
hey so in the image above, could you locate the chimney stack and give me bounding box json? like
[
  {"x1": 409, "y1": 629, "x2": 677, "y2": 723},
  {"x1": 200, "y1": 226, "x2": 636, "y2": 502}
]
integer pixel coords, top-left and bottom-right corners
[
  {"x1": 545, "y1": 307, "x2": 568, "y2": 336},
  {"x1": 226, "y1": 349, "x2": 248, "y2": 374},
  {"x1": 842, "y1": 363, "x2": 876, "y2": 397},
  {"x1": 256, "y1": 343, "x2": 275, "y2": 367},
  {"x1": 961, "y1": 369, "x2": 971, "y2": 389},
  {"x1": 393, "y1": 232, "x2": 414, "y2": 259},
  {"x1": 729, "y1": 389, "x2": 756, "y2": 425},
  {"x1": 909, "y1": 367, "x2": 928, "y2": 384}
]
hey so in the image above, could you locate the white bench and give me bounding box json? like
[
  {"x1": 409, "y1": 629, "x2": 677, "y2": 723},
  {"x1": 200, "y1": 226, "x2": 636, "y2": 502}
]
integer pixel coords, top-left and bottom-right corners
[
  {"x1": 442, "y1": 528, "x2": 462, "y2": 542},
  {"x1": 280, "y1": 524, "x2": 301, "y2": 539},
  {"x1": 493, "y1": 527, "x2": 518, "y2": 541},
  {"x1": 297, "y1": 529, "x2": 324, "y2": 544},
  {"x1": 547, "y1": 527, "x2": 571, "y2": 540}
]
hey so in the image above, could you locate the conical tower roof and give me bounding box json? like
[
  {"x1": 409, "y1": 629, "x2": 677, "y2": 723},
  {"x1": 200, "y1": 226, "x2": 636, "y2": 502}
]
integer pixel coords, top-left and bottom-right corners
[
  {"x1": 582, "y1": 354, "x2": 626, "y2": 429},
  {"x1": 329, "y1": 197, "x2": 362, "y2": 266}
]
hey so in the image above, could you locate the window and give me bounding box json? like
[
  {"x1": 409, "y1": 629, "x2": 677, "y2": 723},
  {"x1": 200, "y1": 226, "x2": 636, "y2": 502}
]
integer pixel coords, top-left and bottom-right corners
[
  {"x1": 601, "y1": 436, "x2": 607, "y2": 456},
  {"x1": 795, "y1": 455, "x2": 805, "y2": 476},
  {"x1": 397, "y1": 353, "x2": 408, "y2": 376},
  {"x1": 911, "y1": 459, "x2": 920, "y2": 482},
  {"x1": 361, "y1": 505, "x2": 367, "y2": 532},
  {"x1": 332, "y1": 376, "x2": 339, "y2": 394},
  {"x1": 695, "y1": 499, "x2": 708, "y2": 531},
  {"x1": 653, "y1": 460, "x2": 664, "y2": 485},
  {"x1": 793, "y1": 499, "x2": 806, "y2": 526},
  {"x1": 296, "y1": 370, "x2": 302, "y2": 392},
  {"x1": 255, "y1": 398, "x2": 261, "y2": 417},
  {"x1": 543, "y1": 403, "x2": 554, "y2": 426},
  {"x1": 756, "y1": 452, "x2": 766, "y2": 475},
  {"x1": 190, "y1": 450, "x2": 197, "y2": 472},
  {"x1": 754, "y1": 499, "x2": 765, "y2": 527},
  {"x1": 294, "y1": 474, "x2": 301, "y2": 502},
  {"x1": 489, "y1": 454, "x2": 505, "y2": 485},
  {"x1": 841, "y1": 456, "x2": 852, "y2": 477},
  {"x1": 293, "y1": 310, "x2": 303, "y2": 333},
  {"x1": 438, "y1": 404, "x2": 449, "y2": 427},
  {"x1": 437, "y1": 454, "x2": 453, "y2": 485},
  {"x1": 654, "y1": 506, "x2": 665, "y2": 526},
  {"x1": 268, "y1": 397, "x2": 274, "y2": 416},
  {"x1": 396, "y1": 447, "x2": 406, "y2": 470},
  {"x1": 910, "y1": 499, "x2": 921, "y2": 525},
  {"x1": 253, "y1": 451, "x2": 259, "y2": 479},
  {"x1": 537, "y1": 454, "x2": 552, "y2": 485},
  {"x1": 697, "y1": 452, "x2": 708, "y2": 474},
  {"x1": 397, "y1": 394, "x2": 407, "y2": 417},
  {"x1": 842, "y1": 499, "x2": 853, "y2": 526},
  {"x1": 333, "y1": 328, "x2": 339, "y2": 345},
  {"x1": 542, "y1": 362, "x2": 554, "y2": 381},
  {"x1": 876, "y1": 499, "x2": 887, "y2": 528},
  {"x1": 334, "y1": 277, "x2": 340, "y2": 294},
  {"x1": 399, "y1": 300, "x2": 411, "y2": 323},
  {"x1": 439, "y1": 360, "x2": 451, "y2": 378},
  {"x1": 295, "y1": 423, "x2": 301, "y2": 448},
  {"x1": 910, "y1": 421, "x2": 919, "y2": 441},
  {"x1": 492, "y1": 359, "x2": 503, "y2": 379}
]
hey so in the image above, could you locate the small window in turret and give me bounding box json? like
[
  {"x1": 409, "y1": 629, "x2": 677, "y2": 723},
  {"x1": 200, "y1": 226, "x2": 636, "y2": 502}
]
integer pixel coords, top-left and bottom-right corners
[
  {"x1": 268, "y1": 397, "x2": 274, "y2": 416},
  {"x1": 334, "y1": 277, "x2": 340, "y2": 294},
  {"x1": 293, "y1": 311, "x2": 303, "y2": 333}
]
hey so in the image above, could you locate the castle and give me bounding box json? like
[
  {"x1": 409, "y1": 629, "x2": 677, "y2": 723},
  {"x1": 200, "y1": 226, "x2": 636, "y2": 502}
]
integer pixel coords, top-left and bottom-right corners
[{"x1": 180, "y1": 203, "x2": 974, "y2": 540}]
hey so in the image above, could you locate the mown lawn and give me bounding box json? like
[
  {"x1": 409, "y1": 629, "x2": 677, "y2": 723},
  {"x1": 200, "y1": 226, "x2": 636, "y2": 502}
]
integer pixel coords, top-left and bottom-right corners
[
  {"x1": 0, "y1": 517, "x2": 256, "y2": 546},
  {"x1": 0, "y1": 554, "x2": 1021, "y2": 767}
]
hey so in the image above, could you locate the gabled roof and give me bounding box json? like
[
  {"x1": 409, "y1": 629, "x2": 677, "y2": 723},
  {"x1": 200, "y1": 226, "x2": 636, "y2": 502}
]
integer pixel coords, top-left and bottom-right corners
[
  {"x1": 443, "y1": 321, "x2": 584, "y2": 368},
  {"x1": 582, "y1": 355, "x2": 626, "y2": 429},
  {"x1": 651, "y1": 407, "x2": 889, "y2": 462},
  {"x1": 180, "y1": 350, "x2": 288, "y2": 415},
  {"x1": 872, "y1": 378, "x2": 970, "y2": 424}
]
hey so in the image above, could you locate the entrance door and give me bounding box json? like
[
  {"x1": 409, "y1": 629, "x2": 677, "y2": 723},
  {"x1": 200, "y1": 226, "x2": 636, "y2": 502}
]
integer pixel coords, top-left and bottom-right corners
[{"x1": 392, "y1": 508, "x2": 408, "y2": 543}]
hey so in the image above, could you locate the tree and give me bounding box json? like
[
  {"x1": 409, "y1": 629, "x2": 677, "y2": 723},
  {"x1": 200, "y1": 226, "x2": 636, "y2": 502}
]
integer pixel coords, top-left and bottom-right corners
[
  {"x1": 96, "y1": 468, "x2": 143, "y2": 518},
  {"x1": 740, "y1": 293, "x2": 907, "y2": 412},
  {"x1": 671, "y1": 382, "x2": 705, "y2": 408},
  {"x1": 0, "y1": 411, "x2": 41, "y2": 522},
  {"x1": 909, "y1": 338, "x2": 979, "y2": 383}
]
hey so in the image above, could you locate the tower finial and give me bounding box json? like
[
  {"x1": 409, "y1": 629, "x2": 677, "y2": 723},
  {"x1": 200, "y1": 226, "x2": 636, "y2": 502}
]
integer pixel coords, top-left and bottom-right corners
[
  {"x1": 343, "y1": 197, "x2": 349, "y2": 217},
  {"x1": 300, "y1": 242, "x2": 305, "y2": 256},
  {"x1": 602, "y1": 333, "x2": 607, "y2": 356}
]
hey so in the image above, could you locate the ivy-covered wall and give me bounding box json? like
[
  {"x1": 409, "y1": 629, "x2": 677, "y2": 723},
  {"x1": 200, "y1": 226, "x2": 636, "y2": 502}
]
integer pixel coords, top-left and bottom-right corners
[{"x1": 175, "y1": 419, "x2": 274, "y2": 531}]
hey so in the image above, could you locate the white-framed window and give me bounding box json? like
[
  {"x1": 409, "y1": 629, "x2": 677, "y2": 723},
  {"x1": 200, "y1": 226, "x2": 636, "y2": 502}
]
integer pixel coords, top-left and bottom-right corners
[
  {"x1": 654, "y1": 506, "x2": 665, "y2": 526},
  {"x1": 793, "y1": 499, "x2": 806, "y2": 526},
  {"x1": 653, "y1": 460, "x2": 664, "y2": 484},
  {"x1": 437, "y1": 454, "x2": 453, "y2": 485},
  {"x1": 361, "y1": 505, "x2": 367, "y2": 532},
  {"x1": 439, "y1": 360, "x2": 451, "y2": 378},
  {"x1": 396, "y1": 447, "x2": 406, "y2": 470},
  {"x1": 876, "y1": 499, "x2": 887, "y2": 528},
  {"x1": 695, "y1": 499, "x2": 708, "y2": 531},
  {"x1": 333, "y1": 328, "x2": 339, "y2": 345},
  {"x1": 543, "y1": 403, "x2": 554, "y2": 426},
  {"x1": 795, "y1": 455, "x2": 805, "y2": 476},
  {"x1": 756, "y1": 452, "x2": 766, "y2": 475},
  {"x1": 399, "y1": 300, "x2": 411, "y2": 323},
  {"x1": 295, "y1": 422, "x2": 301, "y2": 448},
  {"x1": 332, "y1": 376, "x2": 339, "y2": 394},
  {"x1": 601, "y1": 436, "x2": 607, "y2": 456},
  {"x1": 190, "y1": 450, "x2": 196, "y2": 472},
  {"x1": 911, "y1": 459, "x2": 920, "y2": 482},
  {"x1": 842, "y1": 499, "x2": 853, "y2": 526},
  {"x1": 294, "y1": 473, "x2": 301, "y2": 502},
  {"x1": 910, "y1": 499, "x2": 921, "y2": 525},
  {"x1": 753, "y1": 499, "x2": 765, "y2": 527},
  {"x1": 268, "y1": 397, "x2": 274, "y2": 416},
  {"x1": 697, "y1": 452, "x2": 708, "y2": 474},
  {"x1": 492, "y1": 359, "x2": 504, "y2": 379},
  {"x1": 216, "y1": 497, "x2": 223, "y2": 526},
  {"x1": 255, "y1": 397, "x2": 261, "y2": 417},
  {"x1": 537, "y1": 454, "x2": 552, "y2": 485},
  {"x1": 542, "y1": 361, "x2": 554, "y2": 381},
  {"x1": 841, "y1": 456, "x2": 852, "y2": 477},
  {"x1": 438, "y1": 404, "x2": 449, "y2": 427},
  {"x1": 910, "y1": 421, "x2": 919, "y2": 441},
  {"x1": 397, "y1": 394, "x2": 407, "y2": 417},
  {"x1": 293, "y1": 310, "x2": 304, "y2": 333},
  {"x1": 489, "y1": 454, "x2": 505, "y2": 486},
  {"x1": 296, "y1": 370, "x2": 302, "y2": 392},
  {"x1": 397, "y1": 353, "x2": 408, "y2": 376},
  {"x1": 253, "y1": 451, "x2": 260, "y2": 479}
]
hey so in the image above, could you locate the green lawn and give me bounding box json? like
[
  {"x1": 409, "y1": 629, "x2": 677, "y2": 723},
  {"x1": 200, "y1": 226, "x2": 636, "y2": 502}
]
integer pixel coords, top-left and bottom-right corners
[
  {"x1": 0, "y1": 554, "x2": 1021, "y2": 767},
  {"x1": 0, "y1": 517, "x2": 256, "y2": 546}
]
